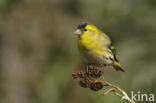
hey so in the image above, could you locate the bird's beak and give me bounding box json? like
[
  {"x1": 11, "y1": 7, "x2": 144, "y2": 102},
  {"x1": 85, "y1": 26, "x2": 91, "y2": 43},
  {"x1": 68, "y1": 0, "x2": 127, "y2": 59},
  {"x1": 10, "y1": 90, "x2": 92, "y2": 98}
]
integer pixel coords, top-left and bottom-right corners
[{"x1": 74, "y1": 29, "x2": 82, "y2": 35}]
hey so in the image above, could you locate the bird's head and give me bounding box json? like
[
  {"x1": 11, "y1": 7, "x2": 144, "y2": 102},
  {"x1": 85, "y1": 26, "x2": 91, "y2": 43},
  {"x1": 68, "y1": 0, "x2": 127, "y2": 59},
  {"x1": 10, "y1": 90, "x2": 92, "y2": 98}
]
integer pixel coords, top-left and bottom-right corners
[{"x1": 74, "y1": 22, "x2": 98, "y2": 37}]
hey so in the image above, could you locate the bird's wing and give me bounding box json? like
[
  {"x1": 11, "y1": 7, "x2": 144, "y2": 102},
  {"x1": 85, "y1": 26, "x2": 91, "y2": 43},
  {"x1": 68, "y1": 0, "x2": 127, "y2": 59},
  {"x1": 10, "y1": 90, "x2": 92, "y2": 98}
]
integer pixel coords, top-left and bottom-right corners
[
  {"x1": 106, "y1": 43, "x2": 119, "y2": 62},
  {"x1": 98, "y1": 31, "x2": 119, "y2": 62}
]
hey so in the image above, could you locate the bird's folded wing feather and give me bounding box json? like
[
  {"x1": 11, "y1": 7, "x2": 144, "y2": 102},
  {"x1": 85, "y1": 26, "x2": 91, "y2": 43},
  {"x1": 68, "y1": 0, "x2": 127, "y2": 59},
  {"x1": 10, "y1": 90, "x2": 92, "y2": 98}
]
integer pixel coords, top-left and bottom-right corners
[{"x1": 106, "y1": 43, "x2": 119, "y2": 62}]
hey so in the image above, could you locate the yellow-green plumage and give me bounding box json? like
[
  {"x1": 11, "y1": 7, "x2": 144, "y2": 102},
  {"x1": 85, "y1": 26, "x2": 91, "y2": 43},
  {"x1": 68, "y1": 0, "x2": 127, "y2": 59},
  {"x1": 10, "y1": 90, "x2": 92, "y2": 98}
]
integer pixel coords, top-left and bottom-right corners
[{"x1": 74, "y1": 22, "x2": 125, "y2": 72}]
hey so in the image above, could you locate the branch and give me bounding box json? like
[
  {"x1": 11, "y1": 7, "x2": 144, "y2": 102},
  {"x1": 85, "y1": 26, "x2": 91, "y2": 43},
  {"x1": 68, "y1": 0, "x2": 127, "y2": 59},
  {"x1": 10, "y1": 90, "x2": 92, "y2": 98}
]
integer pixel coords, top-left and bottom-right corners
[
  {"x1": 72, "y1": 69, "x2": 135, "y2": 103},
  {"x1": 99, "y1": 76, "x2": 135, "y2": 103}
]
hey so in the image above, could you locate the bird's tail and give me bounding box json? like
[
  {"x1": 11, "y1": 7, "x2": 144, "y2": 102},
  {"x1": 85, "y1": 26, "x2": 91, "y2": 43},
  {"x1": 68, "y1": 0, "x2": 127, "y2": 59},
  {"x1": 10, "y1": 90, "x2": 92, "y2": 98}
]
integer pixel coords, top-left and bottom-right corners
[{"x1": 113, "y1": 61, "x2": 125, "y2": 72}]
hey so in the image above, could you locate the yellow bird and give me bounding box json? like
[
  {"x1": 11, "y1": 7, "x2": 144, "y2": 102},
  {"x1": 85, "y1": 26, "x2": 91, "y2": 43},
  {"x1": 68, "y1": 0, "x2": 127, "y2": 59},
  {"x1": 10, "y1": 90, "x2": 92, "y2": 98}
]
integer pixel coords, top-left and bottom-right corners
[{"x1": 74, "y1": 22, "x2": 125, "y2": 72}]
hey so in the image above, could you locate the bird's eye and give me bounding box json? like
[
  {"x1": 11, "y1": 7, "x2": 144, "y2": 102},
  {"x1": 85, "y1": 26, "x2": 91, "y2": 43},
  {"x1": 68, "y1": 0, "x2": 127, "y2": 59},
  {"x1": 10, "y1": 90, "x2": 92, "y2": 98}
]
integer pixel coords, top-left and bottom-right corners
[{"x1": 84, "y1": 29, "x2": 87, "y2": 31}]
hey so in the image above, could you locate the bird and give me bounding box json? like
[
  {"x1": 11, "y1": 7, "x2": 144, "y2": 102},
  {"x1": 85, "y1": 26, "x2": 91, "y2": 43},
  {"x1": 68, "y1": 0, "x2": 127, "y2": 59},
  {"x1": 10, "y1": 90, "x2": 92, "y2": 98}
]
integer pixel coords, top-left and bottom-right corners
[{"x1": 74, "y1": 22, "x2": 125, "y2": 72}]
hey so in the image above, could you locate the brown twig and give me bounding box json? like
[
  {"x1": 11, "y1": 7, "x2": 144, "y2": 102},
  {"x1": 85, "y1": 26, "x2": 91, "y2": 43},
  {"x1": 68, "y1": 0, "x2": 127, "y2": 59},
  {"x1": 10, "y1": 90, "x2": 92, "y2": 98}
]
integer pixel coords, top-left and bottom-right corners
[
  {"x1": 99, "y1": 76, "x2": 135, "y2": 103},
  {"x1": 99, "y1": 88, "x2": 116, "y2": 97},
  {"x1": 72, "y1": 67, "x2": 135, "y2": 103}
]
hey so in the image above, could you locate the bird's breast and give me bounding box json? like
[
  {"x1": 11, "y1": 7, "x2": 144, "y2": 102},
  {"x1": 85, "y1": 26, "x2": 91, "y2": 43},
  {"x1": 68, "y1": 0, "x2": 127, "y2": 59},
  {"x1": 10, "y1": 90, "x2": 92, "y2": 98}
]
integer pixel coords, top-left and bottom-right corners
[{"x1": 78, "y1": 36, "x2": 113, "y2": 66}]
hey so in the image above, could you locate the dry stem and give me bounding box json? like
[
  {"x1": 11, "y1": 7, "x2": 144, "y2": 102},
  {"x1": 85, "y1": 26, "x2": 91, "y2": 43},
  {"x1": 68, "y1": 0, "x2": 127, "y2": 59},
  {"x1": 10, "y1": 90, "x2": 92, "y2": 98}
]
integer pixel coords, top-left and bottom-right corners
[
  {"x1": 99, "y1": 76, "x2": 135, "y2": 103},
  {"x1": 72, "y1": 70, "x2": 135, "y2": 103}
]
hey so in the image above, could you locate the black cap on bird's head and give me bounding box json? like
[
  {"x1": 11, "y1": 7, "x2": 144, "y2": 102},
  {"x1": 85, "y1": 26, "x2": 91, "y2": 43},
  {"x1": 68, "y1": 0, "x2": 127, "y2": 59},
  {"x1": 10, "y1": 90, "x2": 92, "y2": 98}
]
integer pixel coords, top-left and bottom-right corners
[
  {"x1": 77, "y1": 22, "x2": 88, "y2": 29},
  {"x1": 74, "y1": 22, "x2": 88, "y2": 36}
]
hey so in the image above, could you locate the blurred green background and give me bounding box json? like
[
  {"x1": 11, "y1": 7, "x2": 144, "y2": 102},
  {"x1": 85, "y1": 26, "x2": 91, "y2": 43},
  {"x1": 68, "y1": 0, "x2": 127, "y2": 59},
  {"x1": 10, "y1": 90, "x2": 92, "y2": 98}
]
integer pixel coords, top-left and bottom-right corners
[{"x1": 0, "y1": 0, "x2": 156, "y2": 103}]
